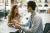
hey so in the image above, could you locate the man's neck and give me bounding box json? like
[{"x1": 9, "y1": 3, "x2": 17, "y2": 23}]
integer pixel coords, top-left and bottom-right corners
[{"x1": 31, "y1": 10, "x2": 36, "y2": 17}]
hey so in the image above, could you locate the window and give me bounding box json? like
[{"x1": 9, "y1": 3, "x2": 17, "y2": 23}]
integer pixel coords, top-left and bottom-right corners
[
  {"x1": 45, "y1": 0, "x2": 50, "y2": 3},
  {"x1": 0, "y1": 0, "x2": 4, "y2": 6},
  {"x1": 6, "y1": 0, "x2": 9, "y2": 6},
  {"x1": 45, "y1": 0, "x2": 48, "y2": 3},
  {"x1": 11, "y1": 0, "x2": 14, "y2": 4},
  {"x1": 0, "y1": 0, "x2": 4, "y2": 3},
  {"x1": 47, "y1": 0, "x2": 50, "y2": 3}
]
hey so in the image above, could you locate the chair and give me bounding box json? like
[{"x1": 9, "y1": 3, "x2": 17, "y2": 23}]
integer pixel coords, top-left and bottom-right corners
[{"x1": 43, "y1": 23, "x2": 50, "y2": 33}]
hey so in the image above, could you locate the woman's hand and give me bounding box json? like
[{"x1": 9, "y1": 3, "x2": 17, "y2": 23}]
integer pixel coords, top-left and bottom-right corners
[
  {"x1": 8, "y1": 23, "x2": 14, "y2": 27},
  {"x1": 11, "y1": 19, "x2": 21, "y2": 29},
  {"x1": 14, "y1": 23, "x2": 21, "y2": 29}
]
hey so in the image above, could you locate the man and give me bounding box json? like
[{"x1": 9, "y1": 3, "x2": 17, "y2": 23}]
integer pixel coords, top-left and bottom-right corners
[
  {"x1": 13, "y1": 1, "x2": 43, "y2": 33},
  {"x1": 26, "y1": 1, "x2": 43, "y2": 33}
]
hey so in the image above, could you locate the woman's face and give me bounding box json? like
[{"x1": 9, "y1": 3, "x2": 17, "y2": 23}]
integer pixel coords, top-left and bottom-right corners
[{"x1": 14, "y1": 7, "x2": 18, "y2": 14}]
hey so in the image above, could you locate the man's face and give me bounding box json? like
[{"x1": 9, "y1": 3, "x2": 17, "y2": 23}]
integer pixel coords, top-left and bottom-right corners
[{"x1": 27, "y1": 6, "x2": 32, "y2": 12}]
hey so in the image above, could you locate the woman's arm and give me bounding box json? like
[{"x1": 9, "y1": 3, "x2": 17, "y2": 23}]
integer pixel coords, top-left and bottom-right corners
[{"x1": 8, "y1": 18, "x2": 21, "y2": 29}]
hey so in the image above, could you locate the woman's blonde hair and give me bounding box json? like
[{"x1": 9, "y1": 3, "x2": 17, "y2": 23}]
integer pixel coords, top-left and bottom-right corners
[{"x1": 8, "y1": 5, "x2": 20, "y2": 27}]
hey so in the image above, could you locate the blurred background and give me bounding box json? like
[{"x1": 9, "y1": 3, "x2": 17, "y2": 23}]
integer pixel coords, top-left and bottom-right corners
[{"x1": 0, "y1": 0, "x2": 50, "y2": 33}]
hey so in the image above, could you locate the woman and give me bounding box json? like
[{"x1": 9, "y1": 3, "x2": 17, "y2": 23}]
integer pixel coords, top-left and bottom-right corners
[{"x1": 8, "y1": 5, "x2": 21, "y2": 29}]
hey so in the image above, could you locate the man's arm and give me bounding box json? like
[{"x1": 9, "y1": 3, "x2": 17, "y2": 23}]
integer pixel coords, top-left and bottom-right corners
[
  {"x1": 31, "y1": 16, "x2": 43, "y2": 33},
  {"x1": 21, "y1": 16, "x2": 43, "y2": 33}
]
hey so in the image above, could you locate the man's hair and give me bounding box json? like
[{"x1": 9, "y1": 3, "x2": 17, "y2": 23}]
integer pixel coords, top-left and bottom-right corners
[{"x1": 27, "y1": 1, "x2": 36, "y2": 10}]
